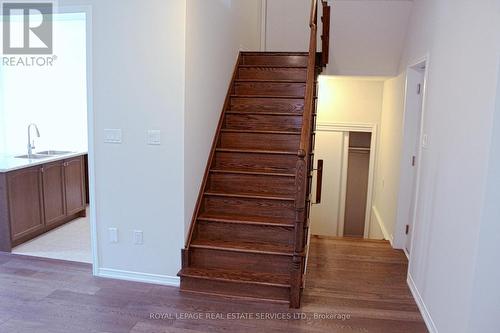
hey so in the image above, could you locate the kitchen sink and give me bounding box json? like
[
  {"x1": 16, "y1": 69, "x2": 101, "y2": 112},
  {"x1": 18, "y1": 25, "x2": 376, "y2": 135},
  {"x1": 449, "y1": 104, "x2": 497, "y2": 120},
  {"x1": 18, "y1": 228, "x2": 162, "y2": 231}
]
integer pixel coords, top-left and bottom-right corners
[
  {"x1": 15, "y1": 154, "x2": 51, "y2": 160},
  {"x1": 15, "y1": 151, "x2": 74, "y2": 159},
  {"x1": 36, "y1": 150, "x2": 75, "y2": 156}
]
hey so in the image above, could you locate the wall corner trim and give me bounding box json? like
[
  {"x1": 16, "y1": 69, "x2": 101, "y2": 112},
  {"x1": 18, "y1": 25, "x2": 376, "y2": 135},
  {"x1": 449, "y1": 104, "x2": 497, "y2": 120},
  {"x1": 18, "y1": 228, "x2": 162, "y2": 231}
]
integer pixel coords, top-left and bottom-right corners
[
  {"x1": 372, "y1": 205, "x2": 393, "y2": 246},
  {"x1": 97, "y1": 268, "x2": 180, "y2": 287},
  {"x1": 260, "y1": 0, "x2": 267, "y2": 51},
  {"x1": 408, "y1": 274, "x2": 439, "y2": 333}
]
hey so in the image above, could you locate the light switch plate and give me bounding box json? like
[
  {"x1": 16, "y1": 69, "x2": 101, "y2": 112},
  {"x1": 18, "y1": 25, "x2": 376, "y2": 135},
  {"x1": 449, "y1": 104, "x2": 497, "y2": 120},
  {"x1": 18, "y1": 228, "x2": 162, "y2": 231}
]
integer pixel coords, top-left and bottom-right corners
[
  {"x1": 109, "y1": 228, "x2": 118, "y2": 243},
  {"x1": 104, "y1": 129, "x2": 122, "y2": 144},
  {"x1": 133, "y1": 230, "x2": 143, "y2": 245},
  {"x1": 422, "y1": 134, "x2": 429, "y2": 149},
  {"x1": 147, "y1": 130, "x2": 161, "y2": 145}
]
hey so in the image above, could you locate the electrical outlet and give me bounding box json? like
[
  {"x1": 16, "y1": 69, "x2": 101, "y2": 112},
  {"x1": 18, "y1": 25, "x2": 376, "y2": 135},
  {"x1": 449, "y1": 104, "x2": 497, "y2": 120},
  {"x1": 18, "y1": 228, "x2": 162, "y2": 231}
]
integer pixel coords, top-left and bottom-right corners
[
  {"x1": 133, "y1": 230, "x2": 143, "y2": 245},
  {"x1": 147, "y1": 130, "x2": 161, "y2": 145},
  {"x1": 104, "y1": 129, "x2": 122, "y2": 144},
  {"x1": 109, "y1": 228, "x2": 118, "y2": 243}
]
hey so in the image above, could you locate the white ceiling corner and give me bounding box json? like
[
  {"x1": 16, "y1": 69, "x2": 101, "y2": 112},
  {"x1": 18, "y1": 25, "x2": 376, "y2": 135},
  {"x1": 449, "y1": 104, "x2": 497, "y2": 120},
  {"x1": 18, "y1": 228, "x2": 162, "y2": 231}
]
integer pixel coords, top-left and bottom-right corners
[{"x1": 325, "y1": 0, "x2": 414, "y2": 76}]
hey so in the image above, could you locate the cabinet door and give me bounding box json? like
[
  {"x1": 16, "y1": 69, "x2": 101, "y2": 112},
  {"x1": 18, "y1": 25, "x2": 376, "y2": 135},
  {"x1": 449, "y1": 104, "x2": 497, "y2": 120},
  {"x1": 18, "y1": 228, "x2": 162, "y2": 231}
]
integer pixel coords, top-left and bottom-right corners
[
  {"x1": 64, "y1": 157, "x2": 86, "y2": 215},
  {"x1": 7, "y1": 166, "x2": 44, "y2": 242},
  {"x1": 42, "y1": 161, "x2": 66, "y2": 227}
]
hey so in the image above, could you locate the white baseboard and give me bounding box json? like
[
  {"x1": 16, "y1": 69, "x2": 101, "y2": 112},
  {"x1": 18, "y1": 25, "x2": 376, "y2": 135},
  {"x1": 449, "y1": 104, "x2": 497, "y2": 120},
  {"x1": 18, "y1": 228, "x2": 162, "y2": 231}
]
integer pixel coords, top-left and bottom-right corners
[
  {"x1": 408, "y1": 274, "x2": 438, "y2": 333},
  {"x1": 97, "y1": 268, "x2": 180, "y2": 287},
  {"x1": 403, "y1": 248, "x2": 410, "y2": 259},
  {"x1": 372, "y1": 206, "x2": 394, "y2": 246}
]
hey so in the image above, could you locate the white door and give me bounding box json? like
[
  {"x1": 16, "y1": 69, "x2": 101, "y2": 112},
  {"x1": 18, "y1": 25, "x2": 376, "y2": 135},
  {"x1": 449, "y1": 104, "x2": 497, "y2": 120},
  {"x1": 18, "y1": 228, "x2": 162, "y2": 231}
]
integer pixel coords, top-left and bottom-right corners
[{"x1": 310, "y1": 131, "x2": 345, "y2": 236}]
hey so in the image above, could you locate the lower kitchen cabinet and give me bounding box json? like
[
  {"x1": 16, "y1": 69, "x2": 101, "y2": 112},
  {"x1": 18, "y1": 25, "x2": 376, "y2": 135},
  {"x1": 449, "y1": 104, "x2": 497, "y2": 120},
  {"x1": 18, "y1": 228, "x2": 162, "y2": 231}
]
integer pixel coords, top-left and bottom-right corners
[
  {"x1": 0, "y1": 154, "x2": 87, "y2": 251},
  {"x1": 43, "y1": 160, "x2": 67, "y2": 228},
  {"x1": 6, "y1": 167, "x2": 45, "y2": 244},
  {"x1": 64, "y1": 157, "x2": 86, "y2": 216}
]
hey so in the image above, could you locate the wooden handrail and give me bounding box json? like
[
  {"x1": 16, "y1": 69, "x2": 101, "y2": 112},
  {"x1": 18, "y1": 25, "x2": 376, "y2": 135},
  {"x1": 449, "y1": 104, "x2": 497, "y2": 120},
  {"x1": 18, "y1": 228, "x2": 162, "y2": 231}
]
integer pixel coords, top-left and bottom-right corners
[
  {"x1": 298, "y1": 0, "x2": 318, "y2": 158},
  {"x1": 321, "y1": 1, "x2": 331, "y2": 66},
  {"x1": 309, "y1": 0, "x2": 318, "y2": 27},
  {"x1": 290, "y1": 0, "x2": 330, "y2": 308}
]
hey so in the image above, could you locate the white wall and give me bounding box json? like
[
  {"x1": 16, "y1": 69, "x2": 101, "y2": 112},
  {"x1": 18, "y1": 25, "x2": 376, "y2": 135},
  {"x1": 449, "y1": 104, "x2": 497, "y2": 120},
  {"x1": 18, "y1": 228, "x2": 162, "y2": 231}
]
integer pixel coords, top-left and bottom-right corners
[
  {"x1": 265, "y1": 0, "x2": 309, "y2": 52},
  {"x1": 184, "y1": 0, "x2": 262, "y2": 234},
  {"x1": 467, "y1": 61, "x2": 500, "y2": 333},
  {"x1": 0, "y1": 0, "x2": 261, "y2": 285},
  {"x1": 58, "y1": 0, "x2": 187, "y2": 281},
  {"x1": 310, "y1": 131, "x2": 344, "y2": 236},
  {"x1": 397, "y1": 1, "x2": 500, "y2": 332},
  {"x1": 317, "y1": 76, "x2": 384, "y2": 124},
  {"x1": 0, "y1": 14, "x2": 88, "y2": 154},
  {"x1": 0, "y1": 83, "x2": 5, "y2": 153},
  {"x1": 327, "y1": 0, "x2": 413, "y2": 76},
  {"x1": 264, "y1": 0, "x2": 413, "y2": 75},
  {"x1": 311, "y1": 76, "x2": 384, "y2": 238},
  {"x1": 372, "y1": 74, "x2": 406, "y2": 243}
]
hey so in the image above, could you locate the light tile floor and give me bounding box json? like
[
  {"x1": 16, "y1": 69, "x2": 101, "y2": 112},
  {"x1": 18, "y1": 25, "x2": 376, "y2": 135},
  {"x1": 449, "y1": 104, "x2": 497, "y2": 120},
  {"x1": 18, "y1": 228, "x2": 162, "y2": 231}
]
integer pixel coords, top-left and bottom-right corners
[{"x1": 12, "y1": 207, "x2": 92, "y2": 263}]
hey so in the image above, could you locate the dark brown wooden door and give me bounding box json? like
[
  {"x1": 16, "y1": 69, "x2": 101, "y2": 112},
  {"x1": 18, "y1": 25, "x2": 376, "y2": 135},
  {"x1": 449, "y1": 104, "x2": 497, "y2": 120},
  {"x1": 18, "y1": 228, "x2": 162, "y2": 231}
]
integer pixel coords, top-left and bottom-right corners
[
  {"x1": 42, "y1": 161, "x2": 66, "y2": 227},
  {"x1": 64, "y1": 157, "x2": 86, "y2": 215},
  {"x1": 7, "y1": 166, "x2": 44, "y2": 242}
]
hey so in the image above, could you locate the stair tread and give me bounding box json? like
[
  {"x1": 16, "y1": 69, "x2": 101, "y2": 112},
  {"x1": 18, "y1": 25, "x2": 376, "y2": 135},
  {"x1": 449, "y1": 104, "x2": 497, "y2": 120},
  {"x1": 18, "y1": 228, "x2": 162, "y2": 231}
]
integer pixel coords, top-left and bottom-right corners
[
  {"x1": 179, "y1": 267, "x2": 290, "y2": 287},
  {"x1": 221, "y1": 129, "x2": 301, "y2": 135},
  {"x1": 235, "y1": 79, "x2": 306, "y2": 83},
  {"x1": 205, "y1": 191, "x2": 295, "y2": 201},
  {"x1": 216, "y1": 148, "x2": 297, "y2": 155},
  {"x1": 190, "y1": 239, "x2": 294, "y2": 256},
  {"x1": 210, "y1": 169, "x2": 295, "y2": 177},
  {"x1": 198, "y1": 213, "x2": 295, "y2": 227},
  {"x1": 239, "y1": 65, "x2": 307, "y2": 68},
  {"x1": 226, "y1": 111, "x2": 303, "y2": 116},
  {"x1": 241, "y1": 51, "x2": 308, "y2": 55},
  {"x1": 231, "y1": 95, "x2": 305, "y2": 99}
]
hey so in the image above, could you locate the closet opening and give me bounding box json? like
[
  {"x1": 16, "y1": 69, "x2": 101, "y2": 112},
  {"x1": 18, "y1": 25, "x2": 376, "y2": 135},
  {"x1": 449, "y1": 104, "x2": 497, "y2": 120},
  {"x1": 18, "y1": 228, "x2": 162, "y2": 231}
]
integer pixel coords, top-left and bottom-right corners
[
  {"x1": 309, "y1": 124, "x2": 377, "y2": 239},
  {"x1": 344, "y1": 132, "x2": 372, "y2": 238}
]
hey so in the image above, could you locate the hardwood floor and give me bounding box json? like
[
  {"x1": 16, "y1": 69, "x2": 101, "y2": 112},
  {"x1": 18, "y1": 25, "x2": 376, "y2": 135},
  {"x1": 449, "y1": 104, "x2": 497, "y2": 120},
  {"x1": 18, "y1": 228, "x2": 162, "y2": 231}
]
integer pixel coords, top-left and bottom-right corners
[{"x1": 0, "y1": 237, "x2": 427, "y2": 333}]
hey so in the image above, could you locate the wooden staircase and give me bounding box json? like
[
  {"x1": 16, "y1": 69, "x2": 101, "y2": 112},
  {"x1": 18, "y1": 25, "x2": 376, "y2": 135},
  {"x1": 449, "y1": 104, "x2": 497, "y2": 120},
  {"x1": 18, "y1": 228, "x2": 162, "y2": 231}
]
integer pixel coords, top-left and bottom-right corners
[{"x1": 179, "y1": 1, "x2": 330, "y2": 308}]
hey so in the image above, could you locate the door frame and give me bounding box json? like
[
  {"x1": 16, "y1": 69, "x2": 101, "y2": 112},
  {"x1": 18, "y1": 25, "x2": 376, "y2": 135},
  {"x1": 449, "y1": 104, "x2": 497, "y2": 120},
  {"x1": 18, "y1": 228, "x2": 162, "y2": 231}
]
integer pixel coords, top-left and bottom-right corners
[
  {"x1": 393, "y1": 55, "x2": 429, "y2": 255},
  {"x1": 56, "y1": 5, "x2": 97, "y2": 272},
  {"x1": 260, "y1": 0, "x2": 267, "y2": 51},
  {"x1": 316, "y1": 122, "x2": 378, "y2": 238}
]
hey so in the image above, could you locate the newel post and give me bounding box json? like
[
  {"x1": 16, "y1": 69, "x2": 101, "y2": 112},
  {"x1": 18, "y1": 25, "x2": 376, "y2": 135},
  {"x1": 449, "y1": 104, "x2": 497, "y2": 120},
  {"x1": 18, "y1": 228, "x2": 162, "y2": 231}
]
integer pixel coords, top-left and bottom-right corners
[{"x1": 291, "y1": 150, "x2": 307, "y2": 308}]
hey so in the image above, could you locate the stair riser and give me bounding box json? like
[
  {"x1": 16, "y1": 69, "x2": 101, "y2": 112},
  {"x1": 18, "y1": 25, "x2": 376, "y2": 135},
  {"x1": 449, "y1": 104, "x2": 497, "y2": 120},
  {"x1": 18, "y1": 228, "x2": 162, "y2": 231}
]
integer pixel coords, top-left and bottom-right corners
[
  {"x1": 202, "y1": 196, "x2": 295, "y2": 219},
  {"x1": 230, "y1": 97, "x2": 304, "y2": 113},
  {"x1": 190, "y1": 248, "x2": 292, "y2": 274},
  {"x1": 239, "y1": 67, "x2": 307, "y2": 80},
  {"x1": 181, "y1": 277, "x2": 289, "y2": 302},
  {"x1": 214, "y1": 151, "x2": 297, "y2": 174},
  {"x1": 225, "y1": 114, "x2": 303, "y2": 132},
  {"x1": 234, "y1": 82, "x2": 305, "y2": 97},
  {"x1": 195, "y1": 221, "x2": 294, "y2": 245},
  {"x1": 242, "y1": 55, "x2": 308, "y2": 67},
  {"x1": 182, "y1": 52, "x2": 320, "y2": 308},
  {"x1": 220, "y1": 132, "x2": 300, "y2": 151},
  {"x1": 208, "y1": 173, "x2": 295, "y2": 196}
]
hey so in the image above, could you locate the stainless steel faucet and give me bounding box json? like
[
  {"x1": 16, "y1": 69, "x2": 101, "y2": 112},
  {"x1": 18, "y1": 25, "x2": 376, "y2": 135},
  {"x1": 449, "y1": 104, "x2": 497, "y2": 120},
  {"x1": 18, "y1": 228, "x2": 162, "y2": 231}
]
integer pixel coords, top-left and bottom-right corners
[{"x1": 27, "y1": 123, "x2": 40, "y2": 157}]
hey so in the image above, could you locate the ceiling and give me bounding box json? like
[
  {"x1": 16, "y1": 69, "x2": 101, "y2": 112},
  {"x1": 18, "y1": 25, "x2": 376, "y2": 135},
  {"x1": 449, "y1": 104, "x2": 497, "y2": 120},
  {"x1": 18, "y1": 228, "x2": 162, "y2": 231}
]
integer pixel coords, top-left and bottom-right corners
[{"x1": 324, "y1": 0, "x2": 414, "y2": 76}]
